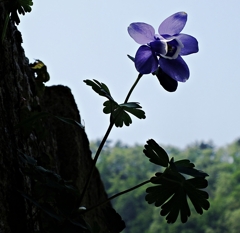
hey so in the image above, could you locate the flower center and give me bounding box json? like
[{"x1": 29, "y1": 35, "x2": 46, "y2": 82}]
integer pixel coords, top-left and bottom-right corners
[
  {"x1": 149, "y1": 35, "x2": 183, "y2": 60},
  {"x1": 161, "y1": 38, "x2": 183, "y2": 60}
]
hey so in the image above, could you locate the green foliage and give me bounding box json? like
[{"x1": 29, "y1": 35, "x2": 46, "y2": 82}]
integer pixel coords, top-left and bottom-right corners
[
  {"x1": 84, "y1": 79, "x2": 146, "y2": 127},
  {"x1": 30, "y1": 60, "x2": 50, "y2": 83},
  {"x1": 143, "y1": 139, "x2": 169, "y2": 167},
  {"x1": 144, "y1": 139, "x2": 209, "y2": 223},
  {"x1": 9, "y1": 0, "x2": 33, "y2": 25},
  {"x1": 30, "y1": 60, "x2": 50, "y2": 97},
  {"x1": 95, "y1": 139, "x2": 240, "y2": 233},
  {"x1": 96, "y1": 142, "x2": 154, "y2": 233},
  {"x1": 84, "y1": 79, "x2": 115, "y2": 101},
  {"x1": 1, "y1": 0, "x2": 33, "y2": 42},
  {"x1": 103, "y1": 101, "x2": 146, "y2": 127}
]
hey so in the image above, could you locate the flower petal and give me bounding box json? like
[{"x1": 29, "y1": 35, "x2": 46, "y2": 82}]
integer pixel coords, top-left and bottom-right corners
[
  {"x1": 159, "y1": 56, "x2": 189, "y2": 82},
  {"x1": 156, "y1": 68, "x2": 178, "y2": 92},
  {"x1": 128, "y1": 23, "x2": 155, "y2": 44},
  {"x1": 158, "y1": 12, "x2": 187, "y2": 36},
  {"x1": 135, "y1": 45, "x2": 158, "y2": 74},
  {"x1": 176, "y1": 34, "x2": 199, "y2": 55}
]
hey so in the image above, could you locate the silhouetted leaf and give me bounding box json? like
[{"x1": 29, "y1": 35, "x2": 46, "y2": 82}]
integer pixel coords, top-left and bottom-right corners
[
  {"x1": 120, "y1": 102, "x2": 146, "y2": 120},
  {"x1": 103, "y1": 100, "x2": 145, "y2": 127},
  {"x1": 54, "y1": 115, "x2": 84, "y2": 129},
  {"x1": 112, "y1": 107, "x2": 132, "y2": 127},
  {"x1": 9, "y1": 0, "x2": 33, "y2": 25},
  {"x1": 84, "y1": 79, "x2": 115, "y2": 102},
  {"x1": 146, "y1": 169, "x2": 210, "y2": 223},
  {"x1": 103, "y1": 100, "x2": 118, "y2": 114},
  {"x1": 173, "y1": 159, "x2": 209, "y2": 178},
  {"x1": 30, "y1": 59, "x2": 50, "y2": 83},
  {"x1": 143, "y1": 139, "x2": 169, "y2": 167}
]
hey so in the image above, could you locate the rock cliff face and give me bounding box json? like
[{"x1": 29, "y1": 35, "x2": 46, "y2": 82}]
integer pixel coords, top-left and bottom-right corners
[{"x1": 0, "y1": 4, "x2": 124, "y2": 233}]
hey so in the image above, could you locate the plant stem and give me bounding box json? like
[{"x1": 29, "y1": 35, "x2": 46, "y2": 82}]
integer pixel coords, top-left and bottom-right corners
[
  {"x1": 124, "y1": 73, "x2": 143, "y2": 103},
  {"x1": 84, "y1": 179, "x2": 151, "y2": 214},
  {"x1": 80, "y1": 73, "x2": 143, "y2": 204},
  {"x1": 79, "y1": 121, "x2": 114, "y2": 203}
]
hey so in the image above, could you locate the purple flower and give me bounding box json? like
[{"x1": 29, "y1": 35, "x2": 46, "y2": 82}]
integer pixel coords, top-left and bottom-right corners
[{"x1": 128, "y1": 12, "x2": 198, "y2": 82}]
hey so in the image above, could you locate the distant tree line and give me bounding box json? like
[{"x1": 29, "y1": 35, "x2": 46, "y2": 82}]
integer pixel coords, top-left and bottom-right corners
[{"x1": 92, "y1": 139, "x2": 240, "y2": 233}]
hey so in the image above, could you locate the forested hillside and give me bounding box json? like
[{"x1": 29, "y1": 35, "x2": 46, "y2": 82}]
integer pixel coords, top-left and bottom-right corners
[{"x1": 93, "y1": 139, "x2": 240, "y2": 233}]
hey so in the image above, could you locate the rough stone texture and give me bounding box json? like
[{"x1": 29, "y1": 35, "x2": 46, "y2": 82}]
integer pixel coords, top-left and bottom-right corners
[
  {"x1": 0, "y1": 4, "x2": 124, "y2": 233},
  {"x1": 40, "y1": 85, "x2": 122, "y2": 232}
]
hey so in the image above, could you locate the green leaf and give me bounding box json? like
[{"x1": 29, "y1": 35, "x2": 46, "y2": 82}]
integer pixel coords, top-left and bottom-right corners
[
  {"x1": 112, "y1": 107, "x2": 132, "y2": 127},
  {"x1": 54, "y1": 115, "x2": 84, "y2": 129},
  {"x1": 30, "y1": 60, "x2": 50, "y2": 83},
  {"x1": 143, "y1": 139, "x2": 169, "y2": 167},
  {"x1": 173, "y1": 159, "x2": 209, "y2": 178},
  {"x1": 120, "y1": 102, "x2": 146, "y2": 120},
  {"x1": 160, "y1": 187, "x2": 190, "y2": 223},
  {"x1": 84, "y1": 79, "x2": 115, "y2": 102},
  {"x1": 21, "y1": 0, "x2": 33, "y2": 12},
  {"x1": 103, "y1": 100, "x2": 145, "y2": 127},
  {"x1": 9, "y1": 0, "x2": 33, "y2": 25},
  {"x1": 145, "y1": 170, "x2": 210, "y2": 223},
  {"x1": 103, "y1": 100, "x2": 119, "y2": 114},
  {"x1": 184, "y1": 178, "x2": 210, "y2": 214}
]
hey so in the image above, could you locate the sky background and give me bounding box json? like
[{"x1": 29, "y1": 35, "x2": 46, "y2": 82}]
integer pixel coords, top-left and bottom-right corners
[{"x1": 18, "y1": 0, "x2": 240, "y2": 148}]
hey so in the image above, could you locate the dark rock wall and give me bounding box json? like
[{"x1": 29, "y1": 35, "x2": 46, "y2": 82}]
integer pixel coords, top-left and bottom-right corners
[{"x1": 0, "y1": 4, "x2": 123, "y2": 233}]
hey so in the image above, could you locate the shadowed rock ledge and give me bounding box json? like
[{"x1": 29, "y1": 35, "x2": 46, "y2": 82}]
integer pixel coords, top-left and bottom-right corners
[{"x1": 0, "y1": 3, "x2": 124, "y2": 232}]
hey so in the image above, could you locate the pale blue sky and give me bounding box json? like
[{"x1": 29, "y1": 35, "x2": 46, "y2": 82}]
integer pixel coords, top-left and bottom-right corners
[{"x1": 19, "y1": 0, "x2": 240, "y2": 148}]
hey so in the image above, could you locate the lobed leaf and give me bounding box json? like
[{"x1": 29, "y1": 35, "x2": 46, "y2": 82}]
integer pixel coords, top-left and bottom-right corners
[
  {"x1": 103, "y1": 100, "x2": 145, "y2": 127},
  {"x1": 103, "y1": 100, "x2": 119, "y2": 114},
  {"x1": 174, "y1": 159, "x2": 209, "y2": 178},
  {"x1": 143, "y1": 139, "x2": 169, "y2": 167},
  {"x1": 84, "y1": 79, "x2": 115, "y2": 102},
  {"x1": 54, "y1": 115, "x2": 84, "y2": 130},
  {"x1": 9, "y1": 0, "x2": 33, "y2": 25},
  {"x1": 120, "y1": 102, "x2": 146, "y2": 120},
  {"x1": 145, "y1": 168, "x2": 210, "y2": 223},
  {"x1": 112, "y1": 107, "x2": 132, "y2": 127}
]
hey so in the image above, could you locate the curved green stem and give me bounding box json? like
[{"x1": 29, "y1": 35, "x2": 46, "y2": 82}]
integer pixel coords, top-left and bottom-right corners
[
  {"x1": 124, "y1": 73, "x2": 143, "y2": 103},
  {"x1": 84, "y1": 179, "x2": 151, "y2": 214},
  {"x1": 79, "y1": 121, "x2": 114, "y2": 203},
  {"x1": 80, "y1": 73, "x2": 143, "y2": 204}
]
